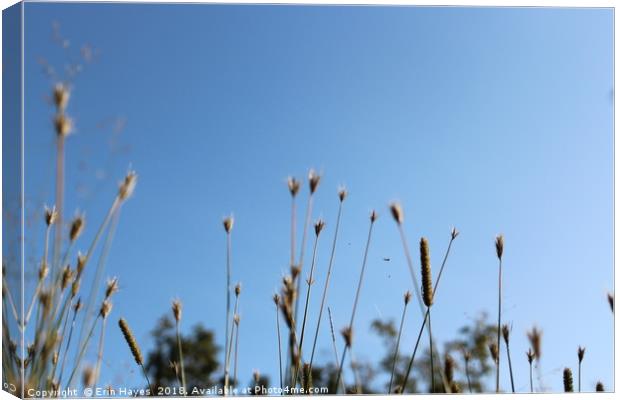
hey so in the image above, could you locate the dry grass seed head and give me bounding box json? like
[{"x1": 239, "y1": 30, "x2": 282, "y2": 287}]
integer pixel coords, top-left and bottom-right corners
[
  {"x1": 53, "y1": 83, "x2": 70, "y2": 110},
  {"x1": 287, "y1": 177, "x2": 300, "y2": 197},
  {"x1": 105, "y1": 277, "x2": 119, "y2": 298},
  {"x1": 596, "y1": 382, "x2": 604, "y2": 392},
  {"x1": 389, "y1": 202, "x2": 403, "y2": 225},
  {"x1": 223, "y1": 216, "x2": 234, "y2": 234},
  {"x1": 488, "y1": 342, "x2": 499, "y2": 364},
  {"x1": 71, "y1": 279, "x2": 80, "y2": 299},
  {"x1": 451, "y1": 226, "x2": 459, "y2": 240},
  {"x1": 607, "y1": 292, "x2": 614, "y2": 312},
  {"x1": 577, "y1": 346, "x2": 585, "y2": 363},
  {"x1": 44, "y1": 205, "x2": 58, "y2": 226},
  {"x1": 76, "y1": 252, "x2": 87, "y2": 277},
  {"x1": 118, "y1": 171, "x2": 138, "y2": 201},
  {"x1": 501, "y1": 324, "x2": 510, "y2": 344},
  {"x1": 495, "y1": 235, "x2": 504, "y2": 260},
  {"x1": 69, "y1": 214, "x2": 85, "y2": 242},
  {"x1": 526, "y1": 348, "x2": 534, "y2": 364},
  {"x1": 272, "y1": 293, "x2": 280, "y2": 306},
  {"x1": 60, "y1": 265, "x2": 73, "y2": 291},
  {"x1": 172, "y1": 299, "x2": 182, "y2": 322},
  {"x1": 404, "y1": 291, "x2": 412, "y2": 305},
  {"x1": 119, "y1": 318, "x2": 143, "y2": 365},
  {"x1": 74, "y1": 298, "x2": 83, "y2": 313},
  {"x1": 234, "y1": 314, "x2": 240, "y2": 325},
  {"x1": 253, "y1": 369, "x2": 260, "y2": 383},
  {"x1": 308, "y1": 169, "x2": 321, "y2": 194},
  {"x1": 54, "y1": 113, "x2": 73, "y2": 137},
  {"x1": 99, "y1": 300, "x2": 113, "y2": 319},
  {"x1": 83, "y1": 365, "x2": 95, "y2": 388},
  {"x1": 338, "y1": 186, "x2": 348, "y2": 202},
  {"x1": 563, "y1": 368, "x2": 574, "y2": 392},
  {"x1": 420, "y1": 237, "x2": 433, "y2": 307},
  {"x1": 235, "y1": 282, "x2": 242, "y2": 297},
  {"x1": 314, "y1": 219, "x2": 325, "y2": 237},
  {"x1": 341, "y1": 326, "x2": 353, "y2": 348},
  {"x1": 38, "y1": 262, "x2": 49, "y2": 281},
  {"x1": 444, "y1": 354, "x2": 455, "y2": 383},
  {"x1": 370, "y1": 209, "x2": 378, "y2": 223},
  {"x1": 527, "y1": 327, "x2": 542, "y2": 360}
]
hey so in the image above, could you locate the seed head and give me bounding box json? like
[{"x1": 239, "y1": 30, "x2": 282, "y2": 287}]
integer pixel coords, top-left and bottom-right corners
[
  {"x1": 44, "y1": 205, "x2": 58, "y2": 226},
  {"x1": 596, "y1": 382, "x2": 604, "y2": 392},
  {"x1": 38, "y1": 262, "x2": 49, "y2": 281},
  {"x1": 99, "y1": 300, "x2": 113, "y2": 318},
  {"x1": 370, "y1": 210, "x2": 378, "y2": 223},
  {"x1": 463, "y1": 349, "x2": 472, "y2": 363},
  {"x1": 234, "y1": 314, "x2": 241, "y2": 325},
  {"x1": 82, "y1": 365, "x2": 95, "y2": 388},
  {"x1": 73, "y1": 298, "x2": 83, "y2": 313},
  {"x1": 389, "y1": 202, "x2": 403, "y2": 225},
  {"x1": 172, "y1": 299, "x2": 182, "y2": 322},
  {"x1": 118, "y1": 170, "x2": 137, "y2": 201},
  {"x1": 287, "y1": 177, "x2": 300, "y2": 197},
  {"x1": 607, "y1": 292, "x2": 614, "y2": 312},
  {"x1": 450, "y1": 382, "x2": 461, "y2": 394},
  {"x1": 404, "y1": 291, "x2": 412, "y2": 305},
  {"x1": 273, "y1": 293, "x2": 280, "y2": 306},
  {"x1": 314, "y1": 219, "x2": 325, "y2": 237},
  {"x1": 52, "y1": 351, "x2": 59, "y2": 365},
  {"x1": 563, "y1": 367, "x2": 574, "y2": 392},
  {"x1": 501, "y1": 324, "x2": 510, "y2": 345},
  {"x1": 338, "y1": 186, "x2": 347, "y2": 202},
  {"x1": 105, "y1": 277, "x2": 119, "y2": 298},
  {"x1": 69, "y1": 214, "x2": 85, "y2": 242},
  {"x1": 223, "y1": 215, "x2": 234, "y2": 234},
  {"x1": 53, "y1": 83, "x2": 70, "y2": 111},
  {"x1": 253, "y1": 369, "x2": 261, "y2": 383},
  {"x1": 420, "y1": 237, "x2": 433, "y2": 307},
  {"x1": 495, "y1": 235, "x2": 504, "y2": 260},
  {"x1": 577, "y1": 346, "x2": 585, "y2": 363},
  {"x1": 488, "y1": 342, "x2": 499, "y2": 364},
  {"x1": 60, "y1": 265, "x2": 73, "y2": 291},
  {"x1": 71, "y1": 279, "x2": 80, "y2": 299},
  {"x1": 451, "y1": 226, "x2": 459, "y2": 240},
  {"x1": 54, "y1": 113, "x2": 73, "y2": 137},
  {"x1": 235, "y1": 282, "x2": 241, "y2": 297},
  {"x1": 39, "y1": 290, "x2": 51, "y2": 313},
  {"x1": 527, "y1": 327, "x2": 542, "y2": 360},
  {"x1": 308, "y1": 170, "x2": 321, "y2": 194},
  {"x1": 444, "y1": 354, "x2": 455, "y2": 383},
  {"x1": 76, "y1": 252, "x2": 87, "y2": 277},
  {"x1": 526, "y1": 348, "x2": 534, "y2": 364},
  {"x1": 341, "y1": 326, "x2": 353, "y2": 348},
  {"x1": 118, "y1": 318, "x2": 143, "y2": 365}
]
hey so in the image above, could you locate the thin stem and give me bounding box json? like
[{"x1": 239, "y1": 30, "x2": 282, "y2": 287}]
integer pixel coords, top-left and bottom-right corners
[
  {"x1": 578, "y1": 361, "x2": 582, "y2": 393},
  {"x1": 141, "y1": 363, "x2": 154, "y2": 395},
  {"x1": 224, "y1": 293, "x2": 238, "y2": 394},
  {"x1": 327, "y1": 307, "x2": 346, "y2": 394},
  {"x1": 428, "y1": 308, "x2": 434, "y2": 393},
  {"x1": 233, "y1": 321, "x2": 240, "y2": 388},
  {"x1": 224, "y1": 231, "x2": 231, "y2": 387},
  {"x1": 93, "y1": 316, "x2": 108, "y2": 388},
  {"x1": 496, "y1": 259, "x2": 502, "y2": 393},
  {"x1": 396, "y1": 225, "x2": 424, "y2": 315},
  {"x1": 335, "y1": 345, "x2": 348, "y2": 394},
  {"x1": 388, "y1": 301, "x2": 408, "y2": 394},
  {"x1": 465, "y1": 359, "x2": 472, "y2": 393},
  {"x1": 2, "y1": 276, "x2": 19, "y2": 325},
  {"x1": 66, "y1": 315, "x2": 99, "y2": 388},
  {"x1": 57, "y1": 307, "x2": 79, "y2": 388},
  {"x1": 294, "y1": 195, "x2": 314, "y2": 324},
  {"x1": 529, "y1": 362, "x2": 534, "y2": 392},
  {"x1": 506, "y1": 342, "x2": 515, "y2": 393},
  {"x1": 275, "y1": 303, "x2": 283, "y2": 392},
  {"x1": 290, "y1": 197, "x2": 296, "y2": 269},
  {"x1": 400, "y1": 236, "x2": 456, "y2": 393},
  {"x1": 349, "y1": 348, "x2": 362, "y2": 394},
  {"x1": 176, "y1": 322, "x2": 186, "y2": 395},
  {"x1": 53, "y1": 135, "x2": 65, "y2": 270},
  {"x1": 309, "y1": 200, "x2": 344, "y2": 369},
  {"x1": 297, "y1": 235, "x2": 319, "y2": 369}
]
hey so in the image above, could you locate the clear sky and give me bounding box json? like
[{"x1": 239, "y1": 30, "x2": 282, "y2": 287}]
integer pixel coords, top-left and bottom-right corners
[{"x1": 17, "y1": 2, "x2": 613, "y2": 394}]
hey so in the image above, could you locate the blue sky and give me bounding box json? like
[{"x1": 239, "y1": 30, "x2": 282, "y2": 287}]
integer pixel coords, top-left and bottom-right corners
[{"x1": 15, "y1": 3, "x2": 613, "y2": 394}]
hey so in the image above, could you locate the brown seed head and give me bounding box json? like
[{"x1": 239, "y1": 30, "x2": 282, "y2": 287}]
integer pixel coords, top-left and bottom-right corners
[
  {"x1": 60, "y1": 265, "x2": 73, "y2": 291},
  {"x1": 235, "y1": 282, "x2": 242, "y2": 297},
  {"x1": 287, "y1": 177, "x2": 300, "y2": 197},
  {"x1": 370, "y1": 210, "x2": 378, "y2": 223},
  {"x1": 526, "y1": 348, "x2": 534, "y2": 364},
  {"x1": 389, "y1": 202, "x2": 403, "y2": 225},
  {"x1": 105, "y1": 277, "x2": 119, "y2": 298},
  {"x1": 223, "y1": 216, "x2": 234, "y2": 234},
  {"x1": 595, "y1": 382, "x2": 604, "y2": 392},
  {"x1": 273, "y1": 293, "x2": 280, "y2": 306},
  {"x1": 52, "y1": 351, "x2": 59, "y2": 365},
  {"x1": 69, "y1": 214, "x2": 85, "y2": 242},
  {"x1": 54, "y1": 113, "x2": 73, "y2": 137},
  {"x1": 253, "y1": 369, "x2": 261, "y2": 383},
  {"x1": 234, "y1": 314, "x2": 240, "y2": 325},
  {"x1": 501, "y1": 324, "x2": 510, "y2": 345},
  {"x1": 53, "y1": 83, "x2": 70, "y2": 111},
  {"x1": 563, "y1": 367, "x2": 574, "y2": 392},
  {"x1": 420, "y1": 237, "x2": 433, "y2": 307},
  {"x1": 172, "y1": 299, "x2": 182, "y2": 322},
  {"x1": 71, "y1": 279, "x2": 80, "y2": 299},
  {"x1": 495, "y1": 234, "x2": 504, "y2": 260},
  {"x1": 44, "y1": 205, "x2": 58, "y2": 226},
  {"x1": 99, "y1": 300, "x2": 113, "y2": 318},
  {"x1": 607, "y1": 292, "x2": 614, "y2": 312},
  {"x1": 76, "y1": 252, "x2": 87, "y2": 277},
  {"x1": 314, "y1": 219, "x2": 325, "y2": 237},
  {"x1": 82, "y1": 365, "x2": 95, "y2": 388},
  {"x1": 450, "y1": 382, "x2": 461, "y2": 394},
  {"x1": 527, "y1": 327, "x2": 542, "y2": 360},
  {"x1": 118, "y1": 318, "x2": 143, "y2": 365},
  {"x1": 73, "y1": 298, "x2": 83, "y2": 313},
  {"x1": 338, "y1": 186, "x2": 347, "y2": 202},
  {"x1": 404, "y1": 291, "x2": 412, "y2": 305},
  {"x1": 488, "y1": 342, "x2": 499, "y2": 364},
  {"x1": 39, "y1": 290, "x2": 52, "y2": 313},
  {"x1": 308, "y1": 170, "x2": 321, "y2": 194},
  {"x1": 38, "y1": 261, "x2": 49, "y2": 281},
  {"x1": 451, "y1": 226, "x2": 459, "y2": 240},
  {"x1": 341, "y1": 326, "x2": 353, "y2": 348},
  {"x1": 118, "y1": 171, "x2": 138, "y2": 201},
  {"x1": 577, "y1": 346, "x2": 585, "y2": 363}
]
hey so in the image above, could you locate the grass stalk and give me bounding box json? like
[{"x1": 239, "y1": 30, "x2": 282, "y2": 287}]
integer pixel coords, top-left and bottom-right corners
[
  {"x1": 388, "y1": 292, "x2": 410, "y2": 394},
  {"x1": 327, "y1": 307, "x2": 346, "y2": 394},
  {"x1": 93, "y1": 316, "x2": 108, "y2": 388},
  {"x1": 273, "y1": 295, "x2": 283, "y2": 391},
  {"x1": 495, "y1": 235, "x2": 504, "y2": 393}
]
